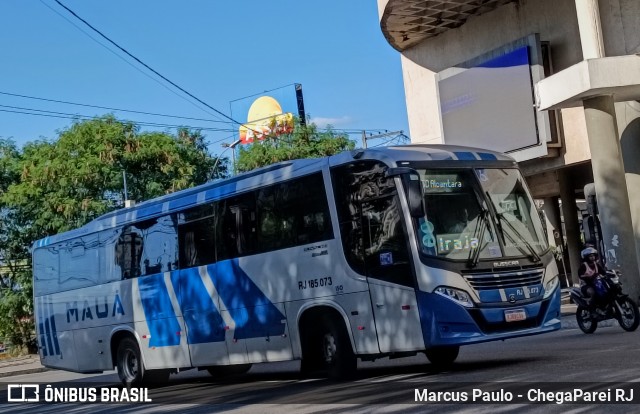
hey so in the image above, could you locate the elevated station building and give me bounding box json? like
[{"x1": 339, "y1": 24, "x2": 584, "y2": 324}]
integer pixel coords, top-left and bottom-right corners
[{"x1": 377, "y1": 0, "x2": 640, "y2": 298}]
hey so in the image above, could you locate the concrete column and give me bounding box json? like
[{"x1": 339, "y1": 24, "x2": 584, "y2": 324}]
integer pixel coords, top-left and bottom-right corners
[
  {"x1": 583, "y1": 95, "x2": 640, "y2": 301},
  {"x1": 543, "y1": 196, "x2": 570, "y2": 286},
  {"x1": 575, "y1": 0, "x2": 605, "y2": 59},
  {"x1": 543, "y1": 197, "x2": 563, "y2": 248},
  {"x1": 558, "y1": 172, "x2": 582, "y2": 285}
]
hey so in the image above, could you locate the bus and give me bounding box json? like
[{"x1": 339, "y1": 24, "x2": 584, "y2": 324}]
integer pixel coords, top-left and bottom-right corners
[{"x1": 32, "y1": 145, "x2": 561, "y2": 384}]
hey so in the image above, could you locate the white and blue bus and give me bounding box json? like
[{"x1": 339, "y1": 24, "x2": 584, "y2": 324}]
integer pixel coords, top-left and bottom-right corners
[{"x1": 33, "y1": 145, "x2": 561, "y2": 384}]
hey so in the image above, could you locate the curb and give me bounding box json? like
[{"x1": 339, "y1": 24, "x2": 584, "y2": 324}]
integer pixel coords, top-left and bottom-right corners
[{"x1": 0, "y1": 366, "x2": 50, "y2": 378}]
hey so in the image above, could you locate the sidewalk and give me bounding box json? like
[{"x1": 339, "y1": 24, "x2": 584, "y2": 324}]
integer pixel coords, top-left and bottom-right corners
[{"x1": 0, "y1": 354, "x2": 48, "y2": 378}]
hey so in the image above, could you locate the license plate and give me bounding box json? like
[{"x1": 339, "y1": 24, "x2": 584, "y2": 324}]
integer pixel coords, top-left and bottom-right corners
[{"x1": 505, "y1": 309, "x2": 526, "y2": 322}]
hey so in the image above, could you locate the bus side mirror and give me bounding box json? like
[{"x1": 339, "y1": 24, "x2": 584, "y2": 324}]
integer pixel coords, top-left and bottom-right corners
[{"x1": 386, "y1": 167, "x2": 425, "y2": 218}]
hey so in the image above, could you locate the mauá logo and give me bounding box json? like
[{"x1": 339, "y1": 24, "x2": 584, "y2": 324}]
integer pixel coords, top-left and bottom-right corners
[{"x1": 66, "y1": 294, "x2": 125, "y2": 323}]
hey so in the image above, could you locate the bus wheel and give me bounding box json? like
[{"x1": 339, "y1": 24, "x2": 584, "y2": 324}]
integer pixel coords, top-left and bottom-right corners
[
  {"x1": 116, "y1": 337, "x2": 169, "y2": 386},
  {"x1": 206, "y1": 364, "x2": 252, "y2": 378},
  {"x1": 319, "y1": 317, "x2": 356, "y2": 379},
  {"x1": 425, "y1": 346, "x2": 459, "y2": 370}
]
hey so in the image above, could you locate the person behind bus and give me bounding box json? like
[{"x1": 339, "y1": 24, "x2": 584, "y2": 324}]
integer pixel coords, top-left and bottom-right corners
[{"x1": 578, "y1": 246, "x2": 606, "y2": 311}]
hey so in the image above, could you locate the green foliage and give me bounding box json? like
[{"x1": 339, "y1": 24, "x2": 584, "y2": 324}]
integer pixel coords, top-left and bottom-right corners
[
  {"x1": 236, "y1": 120, "x2": 355, "y2": 172},
  {"x1": 0, "y1": 139, "x2": 20, "y2": 194},
  {"x1": 0, "y1": 116, "x2": 225, "y2": 350},
  {"x1": 4, "y1": 116, "x2": 224, "y2": 235},
  {"x1": 0, "y1": 139, "x2": 33, "y2": 349},
  {"x1": 0, "y1": 268, "x2": 33, "y2": 351}
]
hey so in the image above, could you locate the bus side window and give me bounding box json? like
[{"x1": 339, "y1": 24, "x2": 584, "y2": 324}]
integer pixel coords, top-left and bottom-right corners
[
  {"x1": 331, "y1": 162, "x2": 413, "y2": 286},
  {"x1": 115, "y1": 225, "x2": 143, "y2": 279},
  {"x1": 257, "y1": 184, "x2": 283, "y2": 251},
  {"x1": 360, "y1": 180, "x2": 413, "y2": 287},
  {"x1": 178, "y1": 205, "x2": 216, "y2": 269},
  {"x1": 218, "y1": 193, "x2": 257, "y2": 260},
  {"x1": 256, "y1": 173, "x2": 332, "y2": 252},
  {"x1": 139, "y1": 215, "x2": 179, "y2": 275},
  {"x1": 331, "y1": 164, "x2": 367, "y2": 275}
]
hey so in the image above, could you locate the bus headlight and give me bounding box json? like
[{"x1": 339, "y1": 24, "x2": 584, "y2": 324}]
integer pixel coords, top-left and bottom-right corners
[
  {"x1": 542, "y1": 276, "x2": 559, "y2": 299},
  {"x1": 434, "y1": 287, "x2": 473, "y2": 308}
]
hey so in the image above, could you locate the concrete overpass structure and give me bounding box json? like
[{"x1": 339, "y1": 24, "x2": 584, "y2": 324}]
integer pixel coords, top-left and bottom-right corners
[{"x1": 377, "y1": 0, "x2": 640, "y2": 300}]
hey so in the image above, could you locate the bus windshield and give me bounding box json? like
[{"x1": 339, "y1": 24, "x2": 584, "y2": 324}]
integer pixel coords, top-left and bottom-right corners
[
  {"x1": 414, "y1": 168, "x2": 547, "y2": 262},
  {"x1": 475, "y1": 168, "x2": 548, "y2": 257}
]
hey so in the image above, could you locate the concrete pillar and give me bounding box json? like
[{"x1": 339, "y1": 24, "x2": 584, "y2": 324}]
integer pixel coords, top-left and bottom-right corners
[
  {"x1": 558, "y1": 171, "x2": 582, "y2": 285},
  {"x1": 575, "y1": 0, "x2": 605, "y2": 59},
  {"x1": 543, "y1": 196, "x2": 570, "y2": 286},
  {"x1": 543, "y1": 197, "x2": 563, "y2": 248},
  {"x1": 583, "y1": 95, "x2": 640, "y2": 301}
]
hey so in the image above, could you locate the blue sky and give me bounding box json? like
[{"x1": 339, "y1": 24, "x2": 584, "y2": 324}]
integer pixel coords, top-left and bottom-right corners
[{"x1": 0, "y1": 0, "x2": 408, "y2": 154}]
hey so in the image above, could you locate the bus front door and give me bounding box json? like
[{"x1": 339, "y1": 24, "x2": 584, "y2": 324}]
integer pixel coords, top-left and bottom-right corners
[{"x1": 361, "y1": 195, "x2": 424, "y2": 353}]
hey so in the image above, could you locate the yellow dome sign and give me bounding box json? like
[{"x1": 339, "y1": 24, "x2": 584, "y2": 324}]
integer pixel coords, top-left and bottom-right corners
[{"x1": 239, "y1": 96, "x2": 294, "y2": 144}]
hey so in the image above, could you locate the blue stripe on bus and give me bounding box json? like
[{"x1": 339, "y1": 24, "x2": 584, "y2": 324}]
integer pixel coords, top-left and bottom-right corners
[
  {"x1": 506, "y1": 284, "x2": 543, "y2": 301},
  {"x1": 37, "y1": 297, "x2": 48, "y2": 357},
  {"x1": 204, "y1": 182, "x2": 237, "y2": 202},
  {"x1": 481, "y1": 285, "x2": 544, "y2": 303},
  {"x1": 138, "y1": 275, "x2": 182, "y2": 347},
  {"x1": 415, "y1": 290, "x2": 482, "y2": 346},
  {"x1": 429, "y1": 152, "x2": 454, "y2": 161},
  {"x1": 478, "y1": 290, "x2": 502, "y2": 302},
  {"x1": 169, "y1": 194, "x2": 198, "y2": 211},
  {"x1": 453, "y1": 151, "x2": 476, "y2": 160},
  {"x1": 209, "y1": 259, "x2": 286, "y2": 340},
  {"x1": 38, "y1": 322, "x2": 47, "y2": 357},
  {"x1": 43, "y1": 299, "x2": 54, "y2": 356},
  {"x1": 477, "y1": 152, "x2": 498, "y2": 160},
  {"x1": 116, "y1": 214, "x2": 131, "y2": 226},
  {"x1": 478, "y1": 284, "x2": 543, "y2": 303},
  {"x1": 171, "y1": 268, "x2": 226, "y2": 344},
  {"x1": 48, "y1": 298, "x2": 60, "y2": 355},
  {"x1": 136, "y1": 204, "x2": 164, "y2": 220}
]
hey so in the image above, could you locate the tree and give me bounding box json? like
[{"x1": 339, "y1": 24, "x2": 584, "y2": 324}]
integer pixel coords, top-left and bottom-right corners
[
  {"x1": 0, "y1": 116, "x2": 227, "y2": 350},
  {"x1": 236, "y1": 120, "x2": 355, "y2": 172},
  {"x1": 4, "y1": 116, "x2": 226, "y2": 235},
  {"x1": 0, "y1": 139, "x2": 33, "y2": 350}
]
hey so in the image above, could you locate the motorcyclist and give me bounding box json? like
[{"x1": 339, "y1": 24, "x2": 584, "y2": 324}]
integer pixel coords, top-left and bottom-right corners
[{"x1": 578, "y1": 246, "x2": 607, "y2": 312}]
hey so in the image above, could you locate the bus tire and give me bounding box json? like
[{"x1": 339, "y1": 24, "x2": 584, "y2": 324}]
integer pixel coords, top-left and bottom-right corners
[
  {"x1": 116, "y1": 337, "x2": 169, "y2": 386},
  {"x1": 206, "y1": 364, "x2": 252, "y2": 378},
  {"x1": 425, "y1": 346, "x2": 459, "y2": 370},
  {"x1": 319, "y1": 316, "x2": 357, "y2": 379}
]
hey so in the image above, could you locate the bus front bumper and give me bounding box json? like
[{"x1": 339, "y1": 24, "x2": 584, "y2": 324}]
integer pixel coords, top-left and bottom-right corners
[{"x1": 415, "y1": 287, "x2": 561, "y2": 348}]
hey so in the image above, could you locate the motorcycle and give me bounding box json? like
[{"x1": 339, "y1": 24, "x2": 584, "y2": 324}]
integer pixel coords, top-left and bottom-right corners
[{"x1": 569, "y1": 270, "x2": 640, "y2": 334}]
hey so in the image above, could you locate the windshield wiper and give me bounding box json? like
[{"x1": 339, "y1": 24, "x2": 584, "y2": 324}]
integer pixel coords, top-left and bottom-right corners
[
  {"x1": 467, "y1": 209, "x2": 489, "y2": 269},
  {"x1": 495, "y1": 212, "x2": 541, "y2": 262}
]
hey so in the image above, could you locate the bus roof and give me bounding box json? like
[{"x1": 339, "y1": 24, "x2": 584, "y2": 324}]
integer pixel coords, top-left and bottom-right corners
[{"x1": 32, "y1": 144, "x2": 514, "y2": 248}]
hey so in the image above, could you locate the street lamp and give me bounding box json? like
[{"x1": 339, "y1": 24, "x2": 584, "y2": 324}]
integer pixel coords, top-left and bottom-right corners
[{"x1": 212, "y1": 138, "x2": 242, "y2": 179}]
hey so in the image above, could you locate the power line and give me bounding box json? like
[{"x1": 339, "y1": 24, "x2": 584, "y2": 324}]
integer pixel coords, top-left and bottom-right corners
[
  {"x1": 0, "y1": 96, "x2": 401, "y2": 145},
  {"x1": 0, "y1": 107, "x2": 236, "y2": 133},
  {"x1": 38, "y1": 0, "x2": 215, "y2": 116},
  {"x1": 51, "y1": 0, "x2": 245, "y2": 127},
  {"x1": 0, "y1": 91, "x2": 231, "y2": 125},
  {"x1": 229, "y1": 83, "x2": 297, "y2": 104}
]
